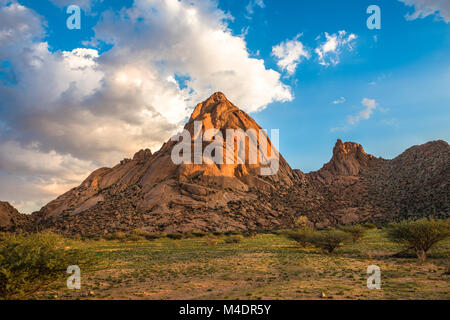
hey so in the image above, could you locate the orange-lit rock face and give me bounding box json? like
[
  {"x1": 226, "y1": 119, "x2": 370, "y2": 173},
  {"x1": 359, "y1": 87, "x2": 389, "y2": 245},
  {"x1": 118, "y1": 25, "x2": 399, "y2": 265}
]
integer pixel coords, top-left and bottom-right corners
[
  {"x1": 31, "y1": 92, "x2": 295, "y2": 234},
  {"x1": 320, "y1": 139, "x2": 376, "y2": 176},
  {"x1": 176, "y1": 91, "x2": 281, "y2": 179},
  {"x1": 20, "y1": 92, "x2": 448, "y2": 235}
]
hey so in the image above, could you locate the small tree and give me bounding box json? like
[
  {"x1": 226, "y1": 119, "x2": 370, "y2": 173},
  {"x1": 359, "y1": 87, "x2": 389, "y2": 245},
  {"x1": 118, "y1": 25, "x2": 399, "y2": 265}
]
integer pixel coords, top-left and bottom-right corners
[
  {"x1": 339, "y1": 225, "x2": 367, "y2": 243},
  {"x1": 285, "y1": 229, "x2": 314, "y2": 247},
  {"x1": 306, "y1": 230, "x2": 351, "y2": 253},
  {"x1": 294, "y1": 216, "x2": 312, "y2": 229},
  {"x1": 224, "y1": 235, "x2": 243, "y2": 244},
  {"x1": 386, "y1": 218, "x2": 450, "y2": 262},
  {"x1": 0, "y1": 233, "x2": 96, "y2": 299}
]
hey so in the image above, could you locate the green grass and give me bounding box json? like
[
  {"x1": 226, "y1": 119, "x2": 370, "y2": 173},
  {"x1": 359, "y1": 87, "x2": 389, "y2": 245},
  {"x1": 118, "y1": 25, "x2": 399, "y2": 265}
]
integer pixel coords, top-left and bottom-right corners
[{"x1": 19, "y1": 230, "x2": 450, "y2": 300}]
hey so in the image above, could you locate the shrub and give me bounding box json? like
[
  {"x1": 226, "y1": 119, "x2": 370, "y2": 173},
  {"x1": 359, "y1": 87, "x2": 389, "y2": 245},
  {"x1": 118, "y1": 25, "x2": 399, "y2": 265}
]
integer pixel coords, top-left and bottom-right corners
[
  {"x1": 0, "y1": 233, "x2": 96, "y2": 299},
  {"x1": 104, "y1": 232, "x2": 126, "y2": 241},
  {"x1": 386, "y1": 218, "x2": 450, "y2": 262},
  {"x1": 191, "y1": 231, "x2": 207, "y2": 238},
  {"x1": 445, "y1": 266, "x2": 450, "y2": 276},
  {"x1": 285, "y1": 229, "x2": 314, "y2": 247},
  {"x1": 242, "y1": 231, "x2": 257, "y2": 238},
  {"x1": 294, "y1": 216, "x2": 312, "y2": 229},
  {"x1": 212, "y1": 231, "x2": 224, "y2": 236},
  {"x1": 167, "y1": 233, "x2": 184, "y2": 240},
  {"x1": 272, "y1": 229, "x2": 291, "y2": 236},
  {"x1": 339, "y1": 225, "x2": 367, "y2": 243},
  {"x1": 224, "y1": 235, "x2": 243, "y2": 244},
  {"x1": 362, "y1": 222, "x2": 377, "y2": 230},
  {"x1": 129, "y1": 229, "x2": 146, "y2": 236},
  {"x1": 204, "y1": 238, "x2": 219, "y2": 246},
  {"x1": 224, "y1": 230, "x2": 241, "y2": 236},
  {"x1": 81, "y1": 234, "x2": 101, "y2": 241},
  {"x1": 144, "y1": 233, "x2": 163, "y2": 240},
  {"x1": 305, "y1": 230, "x2": 351, "y2": 253},
  {"x1": 127, "y1": 234, "x2": 144, "y2": 241},
  {"x1": 126, "y1": 229, "x2": 147, "y2": 241},
  {"x1": 0, "y1": 232, "x2": 9, "y2": 242}
]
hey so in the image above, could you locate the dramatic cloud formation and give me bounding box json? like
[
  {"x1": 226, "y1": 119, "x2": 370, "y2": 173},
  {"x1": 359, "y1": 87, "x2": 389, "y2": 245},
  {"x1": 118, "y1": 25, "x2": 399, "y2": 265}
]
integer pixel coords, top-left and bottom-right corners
[
  {"x1": 315, "y1": 31, "x2": 357, "y2": 66},
  {"x1": 347, "y1": 98, "x2": 377, "y2": 125},
  {"x1": 398, "y1": 0, "x2": 450, "y2": 23},
  {"x1": 0, "y1": 0, "x2": 292, "y2": 212},
  {"x1": 272, "y1": 34, "x2": 310, "y2": 75}
]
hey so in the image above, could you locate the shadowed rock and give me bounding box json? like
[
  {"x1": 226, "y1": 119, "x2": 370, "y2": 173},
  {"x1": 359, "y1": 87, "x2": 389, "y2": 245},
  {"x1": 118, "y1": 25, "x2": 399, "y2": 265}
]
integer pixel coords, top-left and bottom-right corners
[{"x1": 7, "y1": 93, "x2": 449, "y2": 234}]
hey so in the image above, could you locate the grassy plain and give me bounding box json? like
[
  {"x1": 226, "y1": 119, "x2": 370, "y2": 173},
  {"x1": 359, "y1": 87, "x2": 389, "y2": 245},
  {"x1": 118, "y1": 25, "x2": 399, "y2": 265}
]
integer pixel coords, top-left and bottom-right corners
[{"x1": 28, "y1": 229, "x2": 450, "y2": 300}]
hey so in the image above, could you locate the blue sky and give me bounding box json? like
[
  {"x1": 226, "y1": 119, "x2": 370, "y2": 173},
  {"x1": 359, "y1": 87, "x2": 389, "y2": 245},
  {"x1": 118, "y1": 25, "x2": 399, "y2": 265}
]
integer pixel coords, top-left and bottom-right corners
[
  {"x1": 18, "y1": 0, "x2": 450, "y2": 170},
  {"x1": 218, "y1": 0, "x2": 450, "y2": 170},
  {"x1": 0, "y1": 0, "x2": 449, "y2": 212}
]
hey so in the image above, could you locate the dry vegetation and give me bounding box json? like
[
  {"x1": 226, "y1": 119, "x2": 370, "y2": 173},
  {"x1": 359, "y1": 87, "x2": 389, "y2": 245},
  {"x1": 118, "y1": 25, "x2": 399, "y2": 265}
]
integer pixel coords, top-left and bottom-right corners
[{"x1": 1, "y1": 221, "x2": 448, "y2": 300}]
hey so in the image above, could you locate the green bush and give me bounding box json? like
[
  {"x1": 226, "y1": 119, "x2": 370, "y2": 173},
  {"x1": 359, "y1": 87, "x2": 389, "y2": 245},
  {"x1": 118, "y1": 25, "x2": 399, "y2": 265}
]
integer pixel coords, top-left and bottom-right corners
[
  {"x1": 126, "y1": 229, "x2": 147, "y2": 241},
  {"x1": 386, "y1": 218, "x2": 450, "y2": 262},
  {"x1": 129, "y1": 229, "x2": 146, "y2": 236},
  {"x1": 127, "y1": 234, "x2": 144, "y2": 241},
  {"x1": 285, "y1": 229, "x2": 314, "y2": 247},
  {"x1": 272, "y1": 229, "x2": 291, "y2": 236},
  {"x1": 191, "y1": 231, "x2": 207, "y2": 238},
  {"x1": 224, "y1": 235, "x2": 243, "y2": 244},
  {"x1": 103, "y1": 232, "x2": 126, "y2": 241},
  {"x1": 167, "y1": 233, "x2": 184, "y2": 240},
  {"x1": 362, "y1": 222, "x2": 377, "y2": 230},
  {"x1": 0, "y1": 232, "x2": 8, "y2": 242},
  {"x1": 204, "y1": 238, "x2": 219, "y2": 246},
  {"x1": 83, "y1": 234, "x2": 101, "y2": 241},
  {"x1": 305, "y1": 230, "x2": 351, "y2": 253},
  {"x1": 242, "y1": 231, "x2": 257, "y2": 238},
  {"x1": 212, "y1": 231, "x2": 224, "y2": 236},
  {"x1": 0, "y1": 233, "x2": 96, "y2": 299},
  {"x1": 224, "y1": 230, "x2": 241, "y2": 236},
  {"x1": 339, "y1": 225, "x2": 367, "y2": 243},
  {"x1": 143, "y1": 233, "x2": 163, "y2": 240}
]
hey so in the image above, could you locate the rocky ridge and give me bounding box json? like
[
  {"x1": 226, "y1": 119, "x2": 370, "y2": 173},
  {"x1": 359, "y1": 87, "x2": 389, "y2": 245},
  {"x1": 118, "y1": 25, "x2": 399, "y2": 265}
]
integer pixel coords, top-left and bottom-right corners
[{"x1": 1, "y1": 93, "x2": 449, "y2": 234}]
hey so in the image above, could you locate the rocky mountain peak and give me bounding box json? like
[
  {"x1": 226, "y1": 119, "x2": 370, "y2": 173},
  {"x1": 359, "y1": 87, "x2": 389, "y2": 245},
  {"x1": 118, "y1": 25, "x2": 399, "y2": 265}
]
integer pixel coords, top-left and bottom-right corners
[
  {"x1": 321, "y1": 139, "x2": 376, "y2": 176},
  {"x1": 189, "y1": 92, "x2": 253, "y2": 131},
  {"x1": 10, "y1": 93, "x2": 447, "y2": 235},
  {"x1": 333, "y1": 139, "x2": 370, "y2": 158}
]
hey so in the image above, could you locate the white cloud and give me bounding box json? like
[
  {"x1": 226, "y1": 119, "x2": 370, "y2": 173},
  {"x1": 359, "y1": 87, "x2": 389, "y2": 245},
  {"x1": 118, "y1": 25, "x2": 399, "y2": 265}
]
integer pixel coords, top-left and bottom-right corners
[
  {"x1": 0, "y1": 0, "x2": 292, "y2": 212},
  {"x1": 315, "y1": 30, "x2": 357, "y2": 66},
  {"x1": 332, "y1": 97, "x2": 346, "y2": 104},
  {"x1": 347, "y1": 98, "x2": 377, "y2": 125},
  {"x1": 0, "y1": 1, "x2": 43, "y2": 46},
  {"x1": 398, "y1": 0, "x2": 450, "y2": 23},
  {"x1": 271, "y1": 34, "x2": 310, "y2": 75},
  {"x1": 90, "y1": 0, "x2": 292, "y2": 113},
  {"x1": 246, "y1": 0, "x2": 265, "y2": 16}
]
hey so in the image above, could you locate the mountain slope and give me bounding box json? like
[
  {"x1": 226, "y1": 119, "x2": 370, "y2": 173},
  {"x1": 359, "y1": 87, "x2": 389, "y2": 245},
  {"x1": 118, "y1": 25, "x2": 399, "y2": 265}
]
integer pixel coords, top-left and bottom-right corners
[
  {"x1": 0, "y1": 201, "x2": 29, "y2": 231},
  {"x1": 11, "y1": 93, "x2": 449, "y2": 234},
  {"x1": 31, "y1": 92, "x2": 297, "y2": 234}
]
